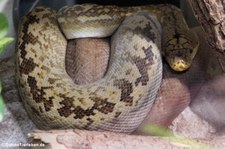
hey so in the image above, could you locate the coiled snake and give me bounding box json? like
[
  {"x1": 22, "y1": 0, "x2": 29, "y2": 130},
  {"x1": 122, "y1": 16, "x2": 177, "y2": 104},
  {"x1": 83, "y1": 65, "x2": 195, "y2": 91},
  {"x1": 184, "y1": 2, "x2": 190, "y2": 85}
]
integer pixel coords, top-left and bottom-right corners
[{"x1": 16, "y1": 4, "x2": 199, "y2": 133}]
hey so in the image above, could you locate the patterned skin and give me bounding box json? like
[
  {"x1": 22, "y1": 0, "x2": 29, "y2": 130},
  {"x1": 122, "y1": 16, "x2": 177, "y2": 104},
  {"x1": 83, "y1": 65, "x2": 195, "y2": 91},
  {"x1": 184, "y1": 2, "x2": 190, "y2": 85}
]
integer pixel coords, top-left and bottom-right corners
[
  {"x1": 16, "y1": 4, "x2": 198, "y2": 133},
  {"x1": 58, "y1": 4, "x2": 199, "y2": 71}
]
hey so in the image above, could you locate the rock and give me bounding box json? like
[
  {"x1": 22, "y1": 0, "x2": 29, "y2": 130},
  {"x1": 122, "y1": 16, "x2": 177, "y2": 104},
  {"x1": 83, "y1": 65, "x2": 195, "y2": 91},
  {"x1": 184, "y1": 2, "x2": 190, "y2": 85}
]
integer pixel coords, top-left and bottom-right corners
[
  {"x1": 66, "y1": 38, "x2": 109, "y2": 85},
  {"x1": 191, "y1": 74, "x2": 225, "y2": 135},
  {"x1": 169, "y1": 107, "x2": 216, "y2": 138}
]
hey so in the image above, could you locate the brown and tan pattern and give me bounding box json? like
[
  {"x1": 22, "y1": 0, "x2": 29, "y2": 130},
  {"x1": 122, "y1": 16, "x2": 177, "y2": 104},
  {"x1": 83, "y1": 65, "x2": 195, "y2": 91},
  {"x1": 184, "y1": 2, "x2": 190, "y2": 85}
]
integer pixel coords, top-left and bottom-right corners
[
  {"x1": 66, "y1": 38, "x2": 192, "y2": 136},
  {"x1": 58, "y1": 4, "x2": 199, "y2": 71},
  {"x1": 16, "y1": 4, "x2": 198, "y2": 133}
]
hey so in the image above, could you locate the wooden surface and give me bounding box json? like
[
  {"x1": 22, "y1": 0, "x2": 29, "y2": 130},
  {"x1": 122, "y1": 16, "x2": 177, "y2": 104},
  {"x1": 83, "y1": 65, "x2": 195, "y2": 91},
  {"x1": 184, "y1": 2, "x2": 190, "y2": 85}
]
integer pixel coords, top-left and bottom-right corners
[{"x1": 189, "y1": 0, "x2": 225, "y2": 73}]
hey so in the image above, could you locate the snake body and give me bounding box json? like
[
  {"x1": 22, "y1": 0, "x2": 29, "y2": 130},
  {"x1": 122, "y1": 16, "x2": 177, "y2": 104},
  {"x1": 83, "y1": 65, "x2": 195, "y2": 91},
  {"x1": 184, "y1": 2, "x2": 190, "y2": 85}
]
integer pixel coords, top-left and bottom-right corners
[{"x1": 16, "y1": 4, "x2": 198, "y2": 133}]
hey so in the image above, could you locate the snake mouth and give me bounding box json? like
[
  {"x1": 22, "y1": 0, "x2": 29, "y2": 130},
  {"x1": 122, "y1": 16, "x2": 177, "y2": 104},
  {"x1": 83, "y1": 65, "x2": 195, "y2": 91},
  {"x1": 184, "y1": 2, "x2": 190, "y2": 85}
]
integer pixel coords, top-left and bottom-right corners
[
  {"x1": 169, "y1": 57, "x2": 192, "y2": 72},
  {"x1": 171, "y1": 61, "x2": 191, "y2": 72}
]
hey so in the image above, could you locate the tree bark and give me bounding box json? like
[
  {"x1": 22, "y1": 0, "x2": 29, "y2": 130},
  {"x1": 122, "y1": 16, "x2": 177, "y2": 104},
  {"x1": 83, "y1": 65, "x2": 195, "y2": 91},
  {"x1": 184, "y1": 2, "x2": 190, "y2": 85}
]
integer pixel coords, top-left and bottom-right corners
[
  {"x1": 188, "y1": 0, "x2": 225, "y2": 72},
  {"x1": 28, "y1": 129, "x2": 225, "y2": 149}
]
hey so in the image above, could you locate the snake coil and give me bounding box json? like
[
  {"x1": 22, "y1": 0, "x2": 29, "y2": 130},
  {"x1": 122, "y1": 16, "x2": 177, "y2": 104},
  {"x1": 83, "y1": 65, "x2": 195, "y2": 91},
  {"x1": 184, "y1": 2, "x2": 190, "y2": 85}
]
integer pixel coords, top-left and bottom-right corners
[{"x1": 16, "y1": 4, "x2": 198, "y2": 133}]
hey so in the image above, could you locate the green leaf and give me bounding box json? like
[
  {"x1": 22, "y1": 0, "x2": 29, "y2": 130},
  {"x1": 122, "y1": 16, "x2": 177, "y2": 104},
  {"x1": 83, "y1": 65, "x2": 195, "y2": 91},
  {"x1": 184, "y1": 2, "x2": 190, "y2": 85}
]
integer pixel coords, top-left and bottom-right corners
[
  {"x1": 0, "y1": 13, "x2": 8, "y2": 38},
  {"x1": 140, "y1": 124, "x2": 174, "y2": 137},
  {"x1": 0, "y1": 82, "x2": 1, "y2": 92},
  {"x1": 0, "y1": 81, "x2": 4, "y2": 122},
  {"x1": 140, "y1": 124, "x2": 211, "y2": 149},
  {"x1": 0, "y1": 96, "x2": 4, "y2": 122},
  {"x1": 169, "y1": 136, "x2": 212, "y2": 149},
  {"x1": 0, "y1": 37, "x2": 14, "y2": 53}
]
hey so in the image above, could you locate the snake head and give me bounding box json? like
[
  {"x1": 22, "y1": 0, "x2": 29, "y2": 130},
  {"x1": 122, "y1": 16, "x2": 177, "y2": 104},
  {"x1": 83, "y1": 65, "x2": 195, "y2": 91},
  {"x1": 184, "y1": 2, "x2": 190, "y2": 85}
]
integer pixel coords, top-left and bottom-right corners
[
  {"x1": 163, "y1": 31, "x2": 199, "y2": 72},
  {"x1": 165, "y1": 47, "x2": 193, "y2": 72}
]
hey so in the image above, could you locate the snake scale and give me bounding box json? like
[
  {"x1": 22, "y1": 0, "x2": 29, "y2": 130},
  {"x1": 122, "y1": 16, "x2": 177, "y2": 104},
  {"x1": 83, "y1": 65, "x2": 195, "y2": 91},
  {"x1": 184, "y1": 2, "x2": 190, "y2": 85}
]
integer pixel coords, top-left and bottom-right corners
[{"x1": 16, "y1": 4, "x2": 199, "y2": 133}]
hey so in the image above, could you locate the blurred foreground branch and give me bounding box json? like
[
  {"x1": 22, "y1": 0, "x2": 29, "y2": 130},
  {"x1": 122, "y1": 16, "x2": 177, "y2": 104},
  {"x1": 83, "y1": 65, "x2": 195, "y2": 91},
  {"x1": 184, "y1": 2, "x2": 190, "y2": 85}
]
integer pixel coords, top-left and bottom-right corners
[{"x1": 28, "y1": 129, "x2": 225, "y2": 149}]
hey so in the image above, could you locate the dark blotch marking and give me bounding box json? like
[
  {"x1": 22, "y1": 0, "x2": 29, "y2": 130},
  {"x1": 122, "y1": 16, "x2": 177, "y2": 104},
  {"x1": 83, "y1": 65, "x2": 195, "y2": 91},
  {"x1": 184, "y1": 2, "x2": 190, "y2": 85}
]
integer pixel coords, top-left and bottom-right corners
[
  {"x1": 133, "y1": 19, "x2": 158, "y2": 43},
  {"x1": 57, "y1": 95, "x2": 115, "y2": 120},
  {"x1": 114, "y1": 79, "x2": 133, "y2": 106},
  {"x1": 140, "y1": 22, "x2": 156, "y2": 42},
  {"x1": 17, "y1": 14, "x2": 40, "y2": 74},
  {"x1": 133, "y1": 46, "x2": 155, "y2": 86},
  {"x1": 19, "y1": 58, "x2": 37, "y2": 74},
  {"x1": 73, "y1": 106, "x2": 95, "y2": 119},
  {"x1": 27, "y1": 76, "x2": 53, "y2": 111},
  {"x1": 91, "y1": 97, "x2": 116, "y2": 114},
  {"x1": 173, "y1": 31, "x2": 181, "y2": 42},
  {"x1": 17, "y1": 8, "x2": 56, "y2": 75},
  {"x1": 19, "y1": 14, "x2": 40, "y2": 58},
  {"x1": 57, "y1": 95, "x2": 75, "y2": 118}
]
